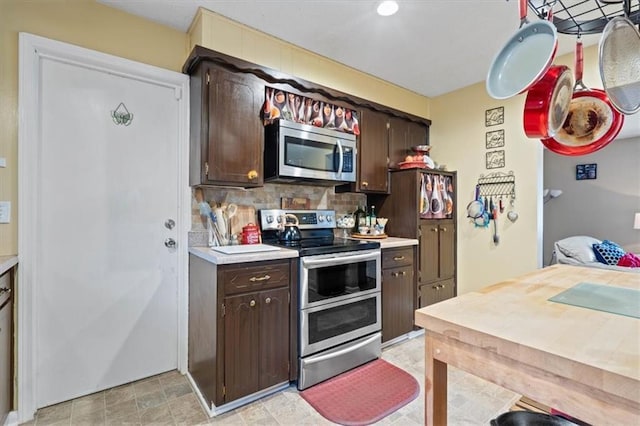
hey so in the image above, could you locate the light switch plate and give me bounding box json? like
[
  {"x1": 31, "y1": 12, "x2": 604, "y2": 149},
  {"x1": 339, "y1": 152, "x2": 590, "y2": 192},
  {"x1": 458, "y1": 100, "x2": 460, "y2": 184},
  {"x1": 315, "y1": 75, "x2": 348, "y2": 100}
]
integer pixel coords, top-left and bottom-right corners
[
  {"x1": 0, "y1": 201, "x2": 11, "y2": 223},
  {"x1": 0, "y1": 158, "x2": 6, "y2": 168}
]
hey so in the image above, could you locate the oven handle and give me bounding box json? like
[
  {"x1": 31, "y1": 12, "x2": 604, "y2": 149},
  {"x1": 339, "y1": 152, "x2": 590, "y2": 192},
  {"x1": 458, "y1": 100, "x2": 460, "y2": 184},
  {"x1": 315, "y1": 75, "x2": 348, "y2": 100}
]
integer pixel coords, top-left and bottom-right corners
[
  {"x1": 336, "y1": 139, "x2": 344, "y2": 175},
  {"x1": 302, "y1": 251, "x2": 379, "y2": 268},
  {"x1": 302, "y1": 332, "x2": 380, "y2": 365}
]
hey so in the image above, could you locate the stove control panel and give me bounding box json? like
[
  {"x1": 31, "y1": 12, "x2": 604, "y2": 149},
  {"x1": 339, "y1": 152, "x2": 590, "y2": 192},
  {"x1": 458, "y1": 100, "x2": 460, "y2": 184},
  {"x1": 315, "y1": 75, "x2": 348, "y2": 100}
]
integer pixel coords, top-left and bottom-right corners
[{"x1": 259, "y1": 209, "x2": 336, "y2": 231}]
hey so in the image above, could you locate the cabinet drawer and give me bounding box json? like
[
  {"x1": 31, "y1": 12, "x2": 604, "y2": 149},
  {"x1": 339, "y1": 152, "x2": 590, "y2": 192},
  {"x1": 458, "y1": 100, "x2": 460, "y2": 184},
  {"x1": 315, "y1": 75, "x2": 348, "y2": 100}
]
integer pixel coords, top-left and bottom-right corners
[
  {"x1": 222, "y1": 261, "x2": 290, "y2": 295},
  {"x1": 382, "y1": 247, "x2": 413, "y2": 269}
]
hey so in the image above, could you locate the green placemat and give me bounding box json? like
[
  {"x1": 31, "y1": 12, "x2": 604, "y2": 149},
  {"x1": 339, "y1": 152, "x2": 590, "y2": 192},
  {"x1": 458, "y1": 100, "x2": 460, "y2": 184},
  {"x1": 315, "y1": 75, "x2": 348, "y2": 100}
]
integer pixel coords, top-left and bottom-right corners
[{"x1": 549, "y1": 282, "x2": 640, "y2": 319}]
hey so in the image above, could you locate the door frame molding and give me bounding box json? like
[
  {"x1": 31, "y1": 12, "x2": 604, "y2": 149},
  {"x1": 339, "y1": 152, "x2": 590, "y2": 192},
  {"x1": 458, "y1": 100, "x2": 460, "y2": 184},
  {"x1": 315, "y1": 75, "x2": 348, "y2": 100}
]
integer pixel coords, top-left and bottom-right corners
[{"x1": 17, "y1": 32, "x2": 190, "y2": 422}]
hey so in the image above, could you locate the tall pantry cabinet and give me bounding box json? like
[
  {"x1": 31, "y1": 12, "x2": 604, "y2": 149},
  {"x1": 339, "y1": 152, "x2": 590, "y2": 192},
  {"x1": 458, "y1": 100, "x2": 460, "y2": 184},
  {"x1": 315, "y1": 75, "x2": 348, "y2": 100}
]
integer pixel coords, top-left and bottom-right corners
[{"x1": 375, "y1": 169, "x2": 457, "y2": 308}]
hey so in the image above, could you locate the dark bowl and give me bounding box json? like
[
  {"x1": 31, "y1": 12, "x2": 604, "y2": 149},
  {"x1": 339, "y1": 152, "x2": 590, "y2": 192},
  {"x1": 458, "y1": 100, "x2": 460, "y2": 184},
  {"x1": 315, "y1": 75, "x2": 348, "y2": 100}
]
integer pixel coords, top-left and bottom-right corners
[{"x1": 490, "y1": 411, "x2": 578, "y2": 426}]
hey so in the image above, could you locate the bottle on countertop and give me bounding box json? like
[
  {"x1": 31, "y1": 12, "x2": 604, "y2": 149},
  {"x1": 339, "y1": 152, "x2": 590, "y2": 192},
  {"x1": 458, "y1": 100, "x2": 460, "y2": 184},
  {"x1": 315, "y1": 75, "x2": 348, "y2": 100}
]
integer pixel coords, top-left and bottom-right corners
[
  {"x1": 369, "y1": 205, "x2": 376, "y2": 228},
  {"x1": 353, "y1": 205, "x2": 366, "y2": 232}
]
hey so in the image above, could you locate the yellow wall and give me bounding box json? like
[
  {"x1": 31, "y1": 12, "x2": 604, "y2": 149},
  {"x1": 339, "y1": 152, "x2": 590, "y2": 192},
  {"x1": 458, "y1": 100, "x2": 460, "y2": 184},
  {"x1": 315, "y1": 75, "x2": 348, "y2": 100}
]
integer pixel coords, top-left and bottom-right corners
[
  {"x1": 430, "y1": 45, "x2": 600, "y2": 294},
  {"x1": 0, "y1": 0, "x2": 188, "y2": 255},
  {"x1": 188, "y1": 8, "x2": 430, "y2": 118}
]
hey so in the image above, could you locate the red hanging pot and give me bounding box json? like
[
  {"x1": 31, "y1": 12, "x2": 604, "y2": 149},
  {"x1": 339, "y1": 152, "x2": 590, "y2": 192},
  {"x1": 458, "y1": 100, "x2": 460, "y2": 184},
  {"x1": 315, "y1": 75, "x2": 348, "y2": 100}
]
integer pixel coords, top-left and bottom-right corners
[
  {"x1": 523, "y1": 65, "x2": 574, "y2": 139},
  {"x1": 541, "y1": 39, "x2": 624, "y2": 156}
]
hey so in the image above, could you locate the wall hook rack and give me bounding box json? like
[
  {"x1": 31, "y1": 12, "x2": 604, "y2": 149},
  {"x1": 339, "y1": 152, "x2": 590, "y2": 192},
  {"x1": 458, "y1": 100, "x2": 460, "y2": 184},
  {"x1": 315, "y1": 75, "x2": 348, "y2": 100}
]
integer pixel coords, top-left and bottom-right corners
[{"x1": 477, "y1": 171, "x2": 517, "y2": 200}]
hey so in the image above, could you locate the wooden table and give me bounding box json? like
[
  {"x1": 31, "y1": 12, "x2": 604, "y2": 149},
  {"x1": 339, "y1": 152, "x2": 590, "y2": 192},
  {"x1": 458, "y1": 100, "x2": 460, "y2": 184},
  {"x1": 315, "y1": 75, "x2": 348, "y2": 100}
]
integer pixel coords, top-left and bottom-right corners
[{"x1": 415, "y1": 265, "x2": 640, "y2": 425}]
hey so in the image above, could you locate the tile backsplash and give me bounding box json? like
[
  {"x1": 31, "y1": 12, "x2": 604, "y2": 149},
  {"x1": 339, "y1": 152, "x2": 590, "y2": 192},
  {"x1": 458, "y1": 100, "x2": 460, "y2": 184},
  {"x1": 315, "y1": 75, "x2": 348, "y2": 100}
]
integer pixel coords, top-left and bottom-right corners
[{"x1": 189, "y1": 183, "x2": 365, "y2": 246}]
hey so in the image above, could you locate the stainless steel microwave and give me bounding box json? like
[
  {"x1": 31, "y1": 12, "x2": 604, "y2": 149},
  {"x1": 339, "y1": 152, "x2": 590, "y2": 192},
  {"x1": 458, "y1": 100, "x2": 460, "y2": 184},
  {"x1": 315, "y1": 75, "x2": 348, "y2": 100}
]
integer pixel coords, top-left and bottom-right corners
[{"x1": 264, "y1": 120, "x2": 357, "y2": 184}]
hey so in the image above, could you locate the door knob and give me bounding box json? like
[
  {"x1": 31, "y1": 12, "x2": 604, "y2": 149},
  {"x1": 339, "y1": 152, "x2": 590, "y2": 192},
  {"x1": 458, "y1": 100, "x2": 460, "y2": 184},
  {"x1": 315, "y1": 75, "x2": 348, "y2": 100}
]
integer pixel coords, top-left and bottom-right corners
[
  {"x1": 164, "y1": 238, "x2": 176, "y2": 248},
  {"x1": 164, "y1": 219, "x2": 175, "y2": 230}
]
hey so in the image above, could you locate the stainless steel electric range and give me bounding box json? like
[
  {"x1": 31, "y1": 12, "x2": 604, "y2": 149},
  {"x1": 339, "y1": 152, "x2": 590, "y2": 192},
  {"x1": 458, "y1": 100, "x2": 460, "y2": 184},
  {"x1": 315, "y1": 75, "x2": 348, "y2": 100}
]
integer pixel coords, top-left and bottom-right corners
[{"x1": 259, "y1": 209, "x2": 382, "y2": 390}]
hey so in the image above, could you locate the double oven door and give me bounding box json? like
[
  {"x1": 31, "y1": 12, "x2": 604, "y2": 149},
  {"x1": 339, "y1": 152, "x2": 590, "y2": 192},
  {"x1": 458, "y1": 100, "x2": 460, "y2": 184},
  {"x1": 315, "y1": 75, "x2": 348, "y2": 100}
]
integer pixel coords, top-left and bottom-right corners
[{"x1": 299, "y1": 249, "x2": 381, "y2": 357}]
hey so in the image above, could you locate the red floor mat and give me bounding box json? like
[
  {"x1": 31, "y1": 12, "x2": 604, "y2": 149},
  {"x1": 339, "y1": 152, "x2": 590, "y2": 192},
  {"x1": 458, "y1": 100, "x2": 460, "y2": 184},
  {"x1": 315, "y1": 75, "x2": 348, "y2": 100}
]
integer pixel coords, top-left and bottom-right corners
[{"x1": 300, "y1": 359, "x2": 420, "y2": 425}]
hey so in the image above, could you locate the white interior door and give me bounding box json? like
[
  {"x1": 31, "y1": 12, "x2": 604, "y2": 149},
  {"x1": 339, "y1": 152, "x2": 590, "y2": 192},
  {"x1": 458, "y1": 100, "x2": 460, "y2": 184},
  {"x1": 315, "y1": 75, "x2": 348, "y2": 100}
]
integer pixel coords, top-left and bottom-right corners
[{"x1": 19, "y1": 35, "x2": 188, "y2": 410}]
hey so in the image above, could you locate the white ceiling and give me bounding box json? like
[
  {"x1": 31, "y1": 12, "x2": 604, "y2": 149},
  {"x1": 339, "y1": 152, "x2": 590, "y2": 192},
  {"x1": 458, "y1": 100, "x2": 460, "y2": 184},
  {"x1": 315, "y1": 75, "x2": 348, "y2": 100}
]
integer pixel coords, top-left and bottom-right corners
[{"x1": 96, "y1": 0, "x2": 607, "y2": 98}]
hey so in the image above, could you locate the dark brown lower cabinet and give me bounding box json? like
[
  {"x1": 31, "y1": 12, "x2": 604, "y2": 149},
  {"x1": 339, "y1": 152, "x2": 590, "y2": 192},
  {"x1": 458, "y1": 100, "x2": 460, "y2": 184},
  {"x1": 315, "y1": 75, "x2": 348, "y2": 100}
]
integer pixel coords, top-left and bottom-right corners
[
  {"x1": 189, "y1": 255, "x2": 293, "y2": 408},
  {"x1": 381, "y1": 246, "x2": 416, "y2": 343},
  {"x1": 418, "y1": 278, "x2": 455, "y2": 308},
  {"x1": 223, "y1": 287, "x2": 289, "y2": 402},
  {"x1": 0, "y1": 268, "x2": 14, "y2": 425}
]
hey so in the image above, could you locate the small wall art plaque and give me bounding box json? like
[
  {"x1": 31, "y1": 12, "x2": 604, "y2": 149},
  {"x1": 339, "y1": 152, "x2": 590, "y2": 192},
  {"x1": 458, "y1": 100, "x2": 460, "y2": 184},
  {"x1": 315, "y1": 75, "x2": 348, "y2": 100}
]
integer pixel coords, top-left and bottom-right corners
[
  {"x1": 486, "y1": 150, "x2": 505, "y2": 169},
  {"x1": 576, "y1": 163, "x2": 597, "y2": 180},
  {"x1": 485, "y1": 129, "x2": 505, "y2": 149},
  {"x1": 485, "y1": 106, "x2": 504, "y2": 127}
]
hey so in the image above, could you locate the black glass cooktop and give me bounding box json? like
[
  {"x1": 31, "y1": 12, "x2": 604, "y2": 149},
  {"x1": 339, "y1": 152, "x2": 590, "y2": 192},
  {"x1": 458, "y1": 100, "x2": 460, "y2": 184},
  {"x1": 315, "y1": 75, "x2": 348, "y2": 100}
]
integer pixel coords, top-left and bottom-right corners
[{"x1": 263, "y1": 235, "x2": 380, "y2": 256}]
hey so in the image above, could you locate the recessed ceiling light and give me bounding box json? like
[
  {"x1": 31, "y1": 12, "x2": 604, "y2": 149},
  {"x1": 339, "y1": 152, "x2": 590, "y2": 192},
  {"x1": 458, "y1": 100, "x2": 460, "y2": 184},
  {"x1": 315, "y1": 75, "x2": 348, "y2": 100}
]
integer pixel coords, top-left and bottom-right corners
[{"x1": 377, "y1": 1, "x2": 399, "y2": 17}]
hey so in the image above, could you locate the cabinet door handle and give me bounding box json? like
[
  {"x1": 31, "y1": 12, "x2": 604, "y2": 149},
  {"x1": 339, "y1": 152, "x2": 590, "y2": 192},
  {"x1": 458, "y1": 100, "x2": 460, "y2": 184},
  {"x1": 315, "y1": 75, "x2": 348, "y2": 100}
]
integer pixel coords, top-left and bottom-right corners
[
  {"x1": 361, "y1": 181, "x2": 369, "y2": 187},
  {"x1": 392, "y1": 256, "x2": 405, "y2": 261},
  {"x1": 265, "y1": 297, "x2": 271, "y2": 304},
  {"x1": 0, "y1": 287, "x2": 10, "y2": 294},
  {"x1": 441, "y1": 227, "x2": 447, "y2": 232},
  {"x1": 249, "y1": 275, "x2": 271, "y2": 282},
  {"x1": 431, "y1": 227, "x2": 438, "y2": 232},
  {"x1": 250, "y1": 300, "x2": 256, "y2": 307},
  {"x1": 247, "y1": 170, "x2": 258, "y2": 180}
]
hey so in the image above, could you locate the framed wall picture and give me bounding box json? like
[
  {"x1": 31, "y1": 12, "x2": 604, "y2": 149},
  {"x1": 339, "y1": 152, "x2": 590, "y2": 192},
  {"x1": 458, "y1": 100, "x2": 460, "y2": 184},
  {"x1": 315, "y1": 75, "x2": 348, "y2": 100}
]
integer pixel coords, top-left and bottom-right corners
[
  {"x1": 486, "y1": 150, "x2": 505, "y2": 169},
  {"x1": 485, "y1": 106, "x2": 504, "y2": 127},
  {"x1": 485, "y1": 129, "x2": 505, "y2": 148},
  {"x1": 576, "y1": 163, "x2": 597, "y2": 180}
]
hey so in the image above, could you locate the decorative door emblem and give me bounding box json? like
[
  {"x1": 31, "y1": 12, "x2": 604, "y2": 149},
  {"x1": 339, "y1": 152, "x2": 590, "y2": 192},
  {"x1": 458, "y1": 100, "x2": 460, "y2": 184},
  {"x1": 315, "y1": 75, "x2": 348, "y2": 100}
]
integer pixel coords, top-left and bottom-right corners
[{"x1": 111, "y1": 102, "x2": 133, "y2": 126}]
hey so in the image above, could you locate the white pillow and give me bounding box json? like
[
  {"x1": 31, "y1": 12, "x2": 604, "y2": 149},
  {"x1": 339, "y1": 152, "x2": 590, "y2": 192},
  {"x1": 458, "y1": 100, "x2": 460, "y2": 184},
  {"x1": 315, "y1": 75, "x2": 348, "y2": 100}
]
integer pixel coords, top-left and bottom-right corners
[{"x1": 555, "y1": 236, "x2": 601, "y2": 264}]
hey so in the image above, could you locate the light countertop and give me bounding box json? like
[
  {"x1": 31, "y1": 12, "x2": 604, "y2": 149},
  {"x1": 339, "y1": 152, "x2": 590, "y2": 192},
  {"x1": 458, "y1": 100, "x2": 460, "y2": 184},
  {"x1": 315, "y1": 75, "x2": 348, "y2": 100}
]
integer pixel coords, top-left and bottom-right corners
[
  {"x1": 346, "y1": 236, "x2": 418, "y2": 249},
  {"x1": 0, "y1": 255, "x2": 18, "y2": 276},
  {"x1": 189, "y1": 245, "x2": 298, "y2": 265}
]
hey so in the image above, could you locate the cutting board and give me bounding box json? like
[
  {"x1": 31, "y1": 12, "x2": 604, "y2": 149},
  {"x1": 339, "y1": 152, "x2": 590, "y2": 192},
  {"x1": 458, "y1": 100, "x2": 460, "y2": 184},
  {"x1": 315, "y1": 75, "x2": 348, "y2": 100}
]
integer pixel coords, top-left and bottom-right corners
[
  {"x1": 211, "y1": 244, "x2": 281, "y2": 255},
  {"x1": 230, "y1": 205, "x2": 257, "y2": 235}
]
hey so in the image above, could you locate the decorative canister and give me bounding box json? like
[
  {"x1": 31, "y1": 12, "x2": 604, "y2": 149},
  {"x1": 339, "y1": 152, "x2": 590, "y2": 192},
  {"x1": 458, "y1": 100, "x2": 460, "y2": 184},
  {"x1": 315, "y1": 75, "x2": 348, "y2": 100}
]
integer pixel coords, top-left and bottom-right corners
[{"x1": 241, "y1": 223, "x2": 261, "y2": 244}]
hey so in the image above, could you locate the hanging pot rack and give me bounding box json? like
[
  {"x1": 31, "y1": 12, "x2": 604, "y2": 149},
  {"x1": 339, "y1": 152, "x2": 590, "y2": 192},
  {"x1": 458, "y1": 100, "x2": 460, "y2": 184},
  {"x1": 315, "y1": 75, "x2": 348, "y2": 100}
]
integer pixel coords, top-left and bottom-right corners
[{"x1": 528, "y1": 0, "x2": 640, "y2": 35}]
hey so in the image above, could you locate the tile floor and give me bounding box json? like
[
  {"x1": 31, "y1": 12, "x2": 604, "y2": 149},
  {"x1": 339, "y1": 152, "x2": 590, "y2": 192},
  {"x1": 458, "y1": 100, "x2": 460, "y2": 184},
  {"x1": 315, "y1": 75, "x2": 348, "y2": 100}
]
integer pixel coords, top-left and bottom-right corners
[{"x1": 23, "y1": 333, "x2": 521, "y2": 425}]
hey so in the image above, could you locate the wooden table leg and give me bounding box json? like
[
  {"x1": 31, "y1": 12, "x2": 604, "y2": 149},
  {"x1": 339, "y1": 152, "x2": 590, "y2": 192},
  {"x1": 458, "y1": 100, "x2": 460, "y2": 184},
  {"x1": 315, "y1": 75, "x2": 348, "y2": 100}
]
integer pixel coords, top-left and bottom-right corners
[{"x1": 425, "y1": 333, "x2": 448, "y2": 426}]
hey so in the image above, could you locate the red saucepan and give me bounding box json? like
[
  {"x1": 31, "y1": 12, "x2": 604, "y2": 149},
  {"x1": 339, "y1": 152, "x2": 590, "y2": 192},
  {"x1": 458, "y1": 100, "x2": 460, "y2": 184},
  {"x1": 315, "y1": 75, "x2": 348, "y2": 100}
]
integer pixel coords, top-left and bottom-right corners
[
  {"x1": 486, "y1": 0, "x2": 558, "y2": 99},
  {"x1": 541, "y1": 39, "x2": 624, "y2": 156},
  {"x1": 523, "y1": 64, "x2": 574, "y2": 139},
  {"x1": 599, "y1": 16, "x2": 640, "y2": 115}
]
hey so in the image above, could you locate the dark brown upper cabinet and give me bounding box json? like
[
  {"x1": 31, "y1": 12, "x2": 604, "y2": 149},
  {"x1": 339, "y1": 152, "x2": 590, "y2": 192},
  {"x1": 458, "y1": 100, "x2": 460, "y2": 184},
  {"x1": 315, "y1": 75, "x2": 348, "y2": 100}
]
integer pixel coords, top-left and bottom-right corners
[
  {"x1": 388, "y1": 117, "x2": 429, "y2": 166},
  {"x1": 183, "y1": 46, "x2": 431, "y2": 191},
  {"x1": 356, "y1": 109, "x2": 390, "y2": 193},
  {"x1": 188, "y1": 63, "x2": 264, "y2": 187}
]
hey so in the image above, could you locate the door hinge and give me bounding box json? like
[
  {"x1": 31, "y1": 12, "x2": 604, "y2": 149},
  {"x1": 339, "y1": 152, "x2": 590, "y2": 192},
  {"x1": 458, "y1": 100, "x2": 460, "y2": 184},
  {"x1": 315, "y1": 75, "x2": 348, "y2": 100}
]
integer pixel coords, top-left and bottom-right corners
[
  {"x1": 287, "y1": 361, "x2": 290, "y2": 373},
  {"x1": 206, "y1": 71, "x2": 210, "y2": 85},
  {"x1": 205, "y1": 162, "x2": 209, "y2": 178},
  {"x1": 221, "y1": 303, "x2": 225, "y2": 317},
  {"x1": 222, "y1": 385, "x2": 226, "y2": 397},
  {"x1": 288, "y1": 292, "x2": 290, "y2": 304}
]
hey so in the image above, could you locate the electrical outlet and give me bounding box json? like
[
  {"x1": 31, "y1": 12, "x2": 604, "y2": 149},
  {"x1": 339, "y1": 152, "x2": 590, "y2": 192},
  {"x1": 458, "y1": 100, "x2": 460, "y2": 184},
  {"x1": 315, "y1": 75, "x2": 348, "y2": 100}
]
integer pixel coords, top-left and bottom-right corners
[
  {"x1": 0, "y1": 157, "x2": 6, "y2": 168},
  {"x1": 0, "y1": 202, "x2": 11, "y2": 223}
]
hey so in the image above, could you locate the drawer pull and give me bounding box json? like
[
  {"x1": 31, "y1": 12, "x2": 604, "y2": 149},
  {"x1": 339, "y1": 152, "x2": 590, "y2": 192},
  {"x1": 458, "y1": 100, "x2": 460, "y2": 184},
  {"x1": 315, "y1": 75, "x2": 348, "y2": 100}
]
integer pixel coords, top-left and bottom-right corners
[
  {"x1": 250, "y1": 300, "x2": 256, "y2": 307},
  {"x1": 0, "y1": 287, "x2": 11, "y2": 294},
  {"x1": 265, "y1": 297, "x2": 271, "y2": 304},
  {"x1": 392, "y1": 271, "x2": 407, "y2": 277},
  {"x1": 392, "y1": 256, "x2": 405, "y2": 261},
  {"x1": 249, "y1": 275, "x2": 271, "y2": 282}
]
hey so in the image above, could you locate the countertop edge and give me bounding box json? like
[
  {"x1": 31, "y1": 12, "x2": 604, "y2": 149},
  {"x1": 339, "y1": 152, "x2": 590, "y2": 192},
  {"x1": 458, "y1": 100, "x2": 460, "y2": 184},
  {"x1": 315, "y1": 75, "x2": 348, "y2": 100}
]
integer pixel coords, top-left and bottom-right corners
[
  {"x1": 378, "y1": 237, "x2": 419, "y2": 249},
  {"x1": 189, "y1": 246, "x2": 299, "y2": 264},
  {"x1": 0, "y1": 255, "x2": 18, "y2": 276}
]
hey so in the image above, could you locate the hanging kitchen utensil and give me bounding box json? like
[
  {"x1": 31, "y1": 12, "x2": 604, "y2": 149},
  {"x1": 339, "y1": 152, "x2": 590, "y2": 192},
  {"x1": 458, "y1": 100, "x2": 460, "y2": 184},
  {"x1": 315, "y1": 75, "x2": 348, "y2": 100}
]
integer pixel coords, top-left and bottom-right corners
[
  {"x1": 599, "y1": 16, "x2": 640, "y2": 115},
  {"x1": 523, "y1": 64, "x2": 574, "y2": 138},
  {"x1": 466, "y1": 185, "x2": 484, "y2": 219},
  {"x1": 492, "y1": 207, "x2": 500, "y2": 245},
  {"x1": 541, "y1": 38, "x2": 624, "y2": 156},
  {"x1": 486, "y1": 0, "x2": 558, "y2": 99}
]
